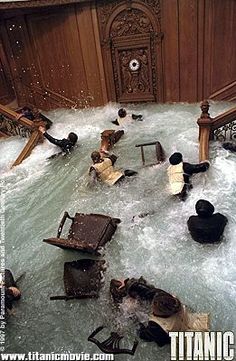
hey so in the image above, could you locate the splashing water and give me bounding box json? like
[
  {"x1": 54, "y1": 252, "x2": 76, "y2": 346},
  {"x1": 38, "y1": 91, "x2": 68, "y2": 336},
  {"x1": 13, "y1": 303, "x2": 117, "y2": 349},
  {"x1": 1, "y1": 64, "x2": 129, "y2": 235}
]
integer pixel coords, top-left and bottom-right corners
[{"x1": 2, "y1": 102, "x2": 236, "y2": 360}]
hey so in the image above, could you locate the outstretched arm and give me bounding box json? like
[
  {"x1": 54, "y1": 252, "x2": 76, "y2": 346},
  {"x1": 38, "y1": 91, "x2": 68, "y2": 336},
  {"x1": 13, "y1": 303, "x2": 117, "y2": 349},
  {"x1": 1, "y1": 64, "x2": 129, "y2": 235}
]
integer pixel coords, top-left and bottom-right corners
[
  {"x1": 100, "y1": 150, "x2": 118, "y2": 165},
  {"x1": 183, "y1": 161, "x2": 210, "y2": 175},
  {"x1": 138, "y1": 322, "x2": 170, "y2": 346},
  {"x1": 132, "y1": 114, "x2": 143, "y2": 121},
  {"x1": 39, "y1": 126, "x2": 64, "y2": 147}
]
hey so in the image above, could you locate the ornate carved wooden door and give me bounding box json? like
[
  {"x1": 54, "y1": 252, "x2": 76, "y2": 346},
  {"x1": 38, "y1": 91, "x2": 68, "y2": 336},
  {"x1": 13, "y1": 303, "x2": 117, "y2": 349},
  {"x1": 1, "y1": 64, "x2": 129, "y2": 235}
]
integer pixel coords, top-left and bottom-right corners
[{"x1": 98, "y1": 1, "x2": 163, "y2": 103}]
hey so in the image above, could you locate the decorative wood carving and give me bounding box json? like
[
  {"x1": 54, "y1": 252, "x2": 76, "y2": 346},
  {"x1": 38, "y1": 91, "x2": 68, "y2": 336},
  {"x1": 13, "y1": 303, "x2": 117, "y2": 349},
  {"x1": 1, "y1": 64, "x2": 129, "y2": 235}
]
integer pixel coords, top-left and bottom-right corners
[
  {"x1": 141, "y1": 0, "x2": 161, "y2": 17},
  {"x1": 110, "y1": 9, "x2": 153, "y2": 37},
  {"x1": 0, "y1": 0, "x2": 88, "y2": 10},
  {"x1": 97, "y1": 0, "x2": 121, "y2": 35},
  {"x1": 97, "y1": 0, "x2": 162, "y2": 103},
  {"x1": 118, "y1": 48, "x2": 151, "y2": 95}
]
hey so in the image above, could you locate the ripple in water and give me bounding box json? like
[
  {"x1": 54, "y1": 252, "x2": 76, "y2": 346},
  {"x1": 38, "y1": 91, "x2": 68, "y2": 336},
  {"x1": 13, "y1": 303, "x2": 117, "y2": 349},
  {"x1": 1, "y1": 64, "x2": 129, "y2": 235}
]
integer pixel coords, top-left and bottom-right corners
[{"x1": 2, "y1": 101, "x2": 236, "y2": 359}]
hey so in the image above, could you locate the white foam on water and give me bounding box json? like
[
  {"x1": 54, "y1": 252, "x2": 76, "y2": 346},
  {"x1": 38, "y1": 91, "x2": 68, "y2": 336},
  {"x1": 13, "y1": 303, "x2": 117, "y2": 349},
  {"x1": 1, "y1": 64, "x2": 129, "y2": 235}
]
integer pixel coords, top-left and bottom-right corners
[{"x1": 4, "y1": 101, "x2": 236, "y2": 359}]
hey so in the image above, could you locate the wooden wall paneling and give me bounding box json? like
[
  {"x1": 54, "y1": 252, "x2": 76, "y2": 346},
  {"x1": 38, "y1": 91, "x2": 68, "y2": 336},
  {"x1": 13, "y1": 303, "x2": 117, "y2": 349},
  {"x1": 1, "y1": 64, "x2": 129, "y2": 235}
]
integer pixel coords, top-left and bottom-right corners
[
  {"x1": 178, "y1": 0, "x2": 198, "y2": 102},
  {"x1": 75, "y1": 3, "x2": 105, "y2": 106},
  {"x1": 161, "y1": 0, "x2": 179, "y2": 102},
  {"x1": 209, "y1": 0, "x2": 236, "y2": 100},
  {"x1": 91, "y1": 5, "x2": 108, "y2": 105},
  {"x1": 0, "y1": 34, "x2": 15, "y2": 104},
  {"x1": 96, "y1": 1, "x2": 163, "y2": 103},
  {"x1": 96, "y1": 2, "x2": 127, "y2": 102},
  {"x1": 2, "y1": 16, "x2": 39, "y2": 107},
  {"x1": 202, "y1": 0, "x2": 213, "y2": 99},
  {"x1": 197, "y1": 0, "x2": 205, "y2": 101},
  {"x1": 27, "y1": 6, "x2": 89, "y2": 108}
]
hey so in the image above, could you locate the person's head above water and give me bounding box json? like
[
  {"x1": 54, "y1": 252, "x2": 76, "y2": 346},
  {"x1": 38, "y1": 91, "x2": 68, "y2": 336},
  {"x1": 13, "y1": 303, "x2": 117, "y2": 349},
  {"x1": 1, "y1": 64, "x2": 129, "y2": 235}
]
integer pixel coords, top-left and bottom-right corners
[
  {"x1": 222, "y1": 142, "x2": 236, "y2": 151},
  {"x1": 67, "y1": 132, "x2": 78, "y2": 145},
  {"x1": 22, "y1": 106, "x2": 32, "y2": 113},
  {"x1": 195, "y1": 199, "x2": 215, "y2": 218},
  {"x1": 169, "y1": 152, "x2": 183, "y2": 165},
  {"x1": 118, "y1": 108, "x2": 127, "y2": 118},
  {"x1": 91, "y1": 151, "x2": 101, "y2": 163},
  {"x1": 152, "y1": 292, "x2": 181, "y2": 318}
]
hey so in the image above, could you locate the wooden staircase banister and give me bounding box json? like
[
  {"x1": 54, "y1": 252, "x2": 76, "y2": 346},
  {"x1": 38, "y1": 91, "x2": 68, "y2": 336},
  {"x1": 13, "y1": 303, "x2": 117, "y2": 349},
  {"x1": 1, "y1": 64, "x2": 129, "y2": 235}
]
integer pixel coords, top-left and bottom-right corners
[
  {"x1": 0, "y1": 103, "x2": 34, "y2": 129},
  {"x1": 197, "y1": 100, "x2": 236, "y2": 161},
  {"x1": 11, "y1": 130, "x2": 41, "y2": 168},
  {"x1": 29, "y1": 83, "x2": 78, "y2": 108},
  {"x1": 211, "y1": 107, "x2": 236, "y2": 130},
  {"x1": 0, "y1": 103, "x2": 44, "y2": 167}
]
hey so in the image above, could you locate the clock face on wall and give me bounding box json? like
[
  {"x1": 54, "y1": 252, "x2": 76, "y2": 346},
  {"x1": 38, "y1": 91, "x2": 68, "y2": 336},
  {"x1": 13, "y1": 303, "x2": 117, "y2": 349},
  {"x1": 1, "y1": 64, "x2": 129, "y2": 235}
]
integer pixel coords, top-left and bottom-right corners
[{"x1": 129, "y1": 59, "x2": 140, "y2": 71}]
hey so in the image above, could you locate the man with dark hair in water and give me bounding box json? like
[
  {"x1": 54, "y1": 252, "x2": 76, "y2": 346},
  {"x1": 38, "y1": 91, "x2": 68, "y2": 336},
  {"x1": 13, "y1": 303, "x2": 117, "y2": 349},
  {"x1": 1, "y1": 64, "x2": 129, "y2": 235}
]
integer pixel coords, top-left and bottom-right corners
[
  {"x1": 89, "y1": 150, "x2": 137, "y2": 186},
  {"x1": 112, "y1": 108, "x2": 143, "y2": 126},
  {"x1": 110, "y1": 277, "x2": 209, "y2": 347},
  {"x1": 0, "y1": 269, "x2": 21, "y2": 316},
  {"x1": 39, "y1": 126, "x2": 78, "y2": 154},
  {"x1": 187, "y1": 199, "x2": 228, "y2": 243},
  {"x1": 167, "y1": 152, "x2": 210, "y2": 201},
  {"x1": 21, "y1": 106, "x2": 35, "y2": 121},
  {"x1": 222, "y1": 142, "x2": 236, "y2": 152}
]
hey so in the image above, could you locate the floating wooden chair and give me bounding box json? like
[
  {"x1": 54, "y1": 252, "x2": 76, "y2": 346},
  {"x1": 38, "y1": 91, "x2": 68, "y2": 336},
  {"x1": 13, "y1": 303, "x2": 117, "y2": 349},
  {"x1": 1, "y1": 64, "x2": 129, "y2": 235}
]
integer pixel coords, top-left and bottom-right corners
[
  {"x1": 50, "y1": 259, "x2": 106, "y2": 300},
  {"x1": 43, "y1": 212, "x2": 121, "y2": 254},
  {"x1": 88, "y1": 326, "x2": 139, "y2": 355},
  {"x1": 100, "y1": 129, "x2": 124, "y2": 152},
  {"x1": 135, "y1": 140, "x2": 165, "y2": 166}
]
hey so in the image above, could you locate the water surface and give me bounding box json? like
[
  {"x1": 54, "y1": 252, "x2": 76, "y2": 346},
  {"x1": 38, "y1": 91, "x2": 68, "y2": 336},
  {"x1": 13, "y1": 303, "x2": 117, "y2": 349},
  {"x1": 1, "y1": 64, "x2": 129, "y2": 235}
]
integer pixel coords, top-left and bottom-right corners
[{"x1": 2, "y1": 102, "x2": 236, "y2": 360}]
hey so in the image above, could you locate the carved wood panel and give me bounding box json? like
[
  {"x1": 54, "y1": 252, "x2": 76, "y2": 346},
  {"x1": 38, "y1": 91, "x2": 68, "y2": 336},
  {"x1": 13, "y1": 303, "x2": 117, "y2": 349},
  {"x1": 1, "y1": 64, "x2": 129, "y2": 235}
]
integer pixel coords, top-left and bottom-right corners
[
  {"x1": 112, "y1": 36, "x2": 155, "y2": 101},
  {"x1": 97, "y1": 0, "x2": 163, "y2": 103}
]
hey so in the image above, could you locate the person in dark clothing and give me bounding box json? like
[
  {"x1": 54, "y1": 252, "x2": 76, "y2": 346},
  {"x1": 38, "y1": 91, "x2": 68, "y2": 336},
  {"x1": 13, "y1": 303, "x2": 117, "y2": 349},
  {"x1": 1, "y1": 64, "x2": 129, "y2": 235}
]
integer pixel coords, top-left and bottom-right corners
[
  {"x1": 110, "y1": 277, "x2": 157, "y2": 304},
  {"x1": 187, "y1": 199, "x2": 228, "y2": 243},
  {"x1": 138, "y1": 292, "x2": 182, "y2": 347},
  {"x1": 222, "y1": 142, "x2": 236, "y2": 152},
  {"x1": 21, "y1": 106, "x2": 35, "y2": 121},
  {"x1": 110, "y1": 277, "x2": 209, "y2": 347},
  {"x1": 89, "y1": 150, "x2": 137, "y2": 186},
  {"x1": 112, "y1": 108, "x2": 143, "y2": 126},
  {"x1": 0, "y1": 269, "x2": 21, "y2": 316},
  {"x1": 167, "y1": 152, "x2": 210, "y2": 201},
  {"x1": 39, "y1": 126, "x2": 78, "y2": 154}
]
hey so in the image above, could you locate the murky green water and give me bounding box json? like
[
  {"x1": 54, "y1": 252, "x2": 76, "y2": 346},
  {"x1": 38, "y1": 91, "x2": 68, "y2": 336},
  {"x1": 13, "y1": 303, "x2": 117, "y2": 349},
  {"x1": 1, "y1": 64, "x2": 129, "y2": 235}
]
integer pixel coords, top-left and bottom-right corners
[{"x1": 1, "y1": 102, "x2": 236, "y2": 360}]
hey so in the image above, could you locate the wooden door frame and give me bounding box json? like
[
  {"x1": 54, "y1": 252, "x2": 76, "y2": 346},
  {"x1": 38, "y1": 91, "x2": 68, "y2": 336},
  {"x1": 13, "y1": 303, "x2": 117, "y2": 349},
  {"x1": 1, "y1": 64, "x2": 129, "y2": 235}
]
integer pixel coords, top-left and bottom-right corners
[{"x1": 99, "y1": 0, "x2": 163, "y2": 103}]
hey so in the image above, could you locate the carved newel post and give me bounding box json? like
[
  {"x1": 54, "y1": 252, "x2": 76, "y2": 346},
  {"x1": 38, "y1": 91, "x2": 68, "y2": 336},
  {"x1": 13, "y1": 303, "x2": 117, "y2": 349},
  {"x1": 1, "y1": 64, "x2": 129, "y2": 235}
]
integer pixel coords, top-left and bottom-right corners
[
  {"x1": 197, "y1": 100, "x2": 213, "y2": 162},
  {"x1": 200, "y1": 100, "x2": 210, "y2": 118}
]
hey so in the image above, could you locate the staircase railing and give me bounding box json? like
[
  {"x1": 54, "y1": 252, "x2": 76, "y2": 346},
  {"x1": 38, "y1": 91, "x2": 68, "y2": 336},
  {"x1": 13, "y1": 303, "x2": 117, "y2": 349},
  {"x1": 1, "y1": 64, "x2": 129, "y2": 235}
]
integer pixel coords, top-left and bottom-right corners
[
  {"x1": 0, "y1": 103, "x2": 43, "y2": 167},
  {"x1": 197, "y1": 100, "x2": 236, "y2": 161}
]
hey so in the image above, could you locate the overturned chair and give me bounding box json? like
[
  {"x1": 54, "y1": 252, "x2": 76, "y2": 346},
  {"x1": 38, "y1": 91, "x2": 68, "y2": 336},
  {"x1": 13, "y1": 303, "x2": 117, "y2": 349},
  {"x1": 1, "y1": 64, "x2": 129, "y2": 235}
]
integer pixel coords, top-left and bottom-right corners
[
  {"x1": 43, "y1": 212, "x2": 121, "y2": 254},
  {"x1": 88, "y1": 326, "x2": 138, "y2": 356},
  {"x1": 135, "y1": 140, "x2": 165, "y2": 166},
  {"x1": 50, "y1": 259, "x2": 106, "y2": 300},
  {"x1": 100, "y1": 129, "x2": 124, "y2": 152}
]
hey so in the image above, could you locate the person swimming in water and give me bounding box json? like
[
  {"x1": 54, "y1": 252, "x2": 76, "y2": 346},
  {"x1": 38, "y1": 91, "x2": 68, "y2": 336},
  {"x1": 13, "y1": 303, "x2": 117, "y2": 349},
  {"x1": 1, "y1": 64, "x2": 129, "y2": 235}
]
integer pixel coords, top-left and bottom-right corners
[
  {"x1": 167, "y1": 152, "x2": 210, "y2": 201},
  {"x1": 89, "y1": 150, "x2": 137, "y2": 186},
  {"x1": 112, "y1": 108, "x2": 143, "y2": 126},
  {"x1": 222, "y1": 142, "x2": 236, "y2": 152},
  {"x1": 110, "y1": 277, "x2": 209, "y2": 347},
  {"x1": 0, "y1": 269, "x2": 21, "y2": 316},
  {"x1": 187, "y1": 199, "x2": 228, "y2": 243},
  {"x1": 39, "y1": 126, "x2": 78, "y2": 154}
]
